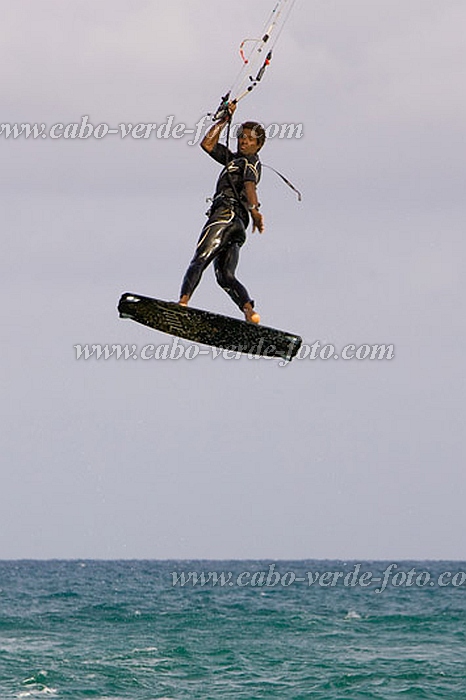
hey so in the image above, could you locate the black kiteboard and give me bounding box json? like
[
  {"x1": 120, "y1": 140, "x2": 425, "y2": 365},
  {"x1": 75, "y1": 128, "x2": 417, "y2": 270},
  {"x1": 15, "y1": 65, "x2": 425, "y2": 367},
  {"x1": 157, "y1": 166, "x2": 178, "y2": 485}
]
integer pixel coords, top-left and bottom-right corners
[{"x1": 118, "y1": 292, "x2": 302, "y2": 362}]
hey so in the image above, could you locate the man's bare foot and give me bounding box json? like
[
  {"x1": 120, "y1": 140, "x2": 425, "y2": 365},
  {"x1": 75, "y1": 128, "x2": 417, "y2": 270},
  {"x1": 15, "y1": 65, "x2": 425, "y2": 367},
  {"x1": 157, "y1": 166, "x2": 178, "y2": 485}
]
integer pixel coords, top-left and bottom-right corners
[
  {"x1": 179, "y1": 295, "x2": 190, "y2": 307},
  {"x1": 243, "y1": 301, "x2": 260, "y2": 324}
]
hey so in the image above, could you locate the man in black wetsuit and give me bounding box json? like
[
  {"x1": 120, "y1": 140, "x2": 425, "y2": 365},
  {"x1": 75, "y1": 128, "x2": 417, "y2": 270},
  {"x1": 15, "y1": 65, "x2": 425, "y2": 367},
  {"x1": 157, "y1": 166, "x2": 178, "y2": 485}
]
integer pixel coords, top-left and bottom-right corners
[{"x1": 179, "y1": 102, "x2": 265, "y2": 324}]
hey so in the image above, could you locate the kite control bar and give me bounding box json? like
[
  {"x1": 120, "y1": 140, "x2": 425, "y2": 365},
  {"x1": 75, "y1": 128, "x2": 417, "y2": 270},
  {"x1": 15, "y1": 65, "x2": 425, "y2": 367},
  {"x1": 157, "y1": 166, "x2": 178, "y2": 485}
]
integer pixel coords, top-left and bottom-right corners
[{"x1": 209, "y1": 0, "x2": 296, "y2": 119}]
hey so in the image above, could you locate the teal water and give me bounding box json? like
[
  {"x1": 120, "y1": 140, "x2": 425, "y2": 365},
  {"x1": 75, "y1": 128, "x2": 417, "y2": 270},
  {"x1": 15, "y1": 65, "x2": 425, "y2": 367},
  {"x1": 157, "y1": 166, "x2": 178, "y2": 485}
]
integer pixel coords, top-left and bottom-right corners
[{"x1": 0, "y1": 561, "x2": 465, "y2": 698}]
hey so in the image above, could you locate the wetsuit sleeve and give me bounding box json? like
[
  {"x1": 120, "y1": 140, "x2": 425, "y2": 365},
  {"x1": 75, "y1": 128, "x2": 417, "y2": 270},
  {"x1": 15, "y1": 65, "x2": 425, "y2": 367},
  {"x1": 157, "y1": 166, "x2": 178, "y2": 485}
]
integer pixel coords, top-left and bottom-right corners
[
  {"x1": 208, "y1": 143, "x2": 235, "y2": 165},
  {"x1": 243, "y1": 157, "x2": 262, "y2": 185}
]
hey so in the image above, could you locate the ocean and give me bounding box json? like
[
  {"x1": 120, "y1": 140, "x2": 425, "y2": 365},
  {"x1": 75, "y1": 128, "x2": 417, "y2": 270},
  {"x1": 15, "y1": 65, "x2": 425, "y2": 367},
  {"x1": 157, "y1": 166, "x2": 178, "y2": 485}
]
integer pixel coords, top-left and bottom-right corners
[{"x1": 0, "y1": 560, "x2": 465, "y2": 698}]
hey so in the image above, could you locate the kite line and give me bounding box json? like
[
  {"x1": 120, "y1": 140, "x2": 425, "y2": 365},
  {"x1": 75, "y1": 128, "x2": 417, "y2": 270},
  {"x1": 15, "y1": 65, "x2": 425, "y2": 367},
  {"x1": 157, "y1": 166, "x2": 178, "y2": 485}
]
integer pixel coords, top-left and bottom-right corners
[{"x1": 211, "y1": 0, "x2": 299, "y2": 121}]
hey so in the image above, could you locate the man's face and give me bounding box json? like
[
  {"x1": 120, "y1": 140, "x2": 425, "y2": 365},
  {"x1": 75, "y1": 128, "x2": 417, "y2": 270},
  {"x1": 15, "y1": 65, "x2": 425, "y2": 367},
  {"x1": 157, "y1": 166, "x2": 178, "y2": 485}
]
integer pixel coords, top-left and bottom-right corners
[{"x1": 238, "y1": 128, "x2": 260, "y2": 156}]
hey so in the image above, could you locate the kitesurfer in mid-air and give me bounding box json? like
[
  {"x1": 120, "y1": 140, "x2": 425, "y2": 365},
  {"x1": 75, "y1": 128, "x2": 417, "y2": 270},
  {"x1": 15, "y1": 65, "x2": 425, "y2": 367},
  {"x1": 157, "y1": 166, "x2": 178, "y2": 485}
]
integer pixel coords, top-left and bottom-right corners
[{"x1": 178, "y1": 102, "x2": 265, "y2": 324}]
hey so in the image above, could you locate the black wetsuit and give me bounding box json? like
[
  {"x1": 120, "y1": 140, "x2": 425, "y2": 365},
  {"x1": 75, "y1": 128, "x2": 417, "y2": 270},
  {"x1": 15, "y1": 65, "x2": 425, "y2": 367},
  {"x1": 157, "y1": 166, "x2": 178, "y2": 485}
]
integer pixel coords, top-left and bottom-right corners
[{"x1": 180, "y1": 143, "x2": 262, "y2": 310}]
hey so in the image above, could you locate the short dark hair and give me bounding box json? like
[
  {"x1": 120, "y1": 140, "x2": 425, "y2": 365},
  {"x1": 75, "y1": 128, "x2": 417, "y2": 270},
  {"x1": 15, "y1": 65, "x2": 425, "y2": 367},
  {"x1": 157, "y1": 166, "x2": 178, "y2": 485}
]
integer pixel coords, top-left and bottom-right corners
[{"x1": 237, "y1": 121, "x2": 266, "y2": 150}]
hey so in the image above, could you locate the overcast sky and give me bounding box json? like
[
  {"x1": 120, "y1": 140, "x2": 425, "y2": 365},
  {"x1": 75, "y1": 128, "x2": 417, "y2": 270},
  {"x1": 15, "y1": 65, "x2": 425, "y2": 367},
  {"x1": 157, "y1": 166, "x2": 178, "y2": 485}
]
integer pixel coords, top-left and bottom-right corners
[{"x1": 1, "y1": 0, "x2": 465, "y2": 560}]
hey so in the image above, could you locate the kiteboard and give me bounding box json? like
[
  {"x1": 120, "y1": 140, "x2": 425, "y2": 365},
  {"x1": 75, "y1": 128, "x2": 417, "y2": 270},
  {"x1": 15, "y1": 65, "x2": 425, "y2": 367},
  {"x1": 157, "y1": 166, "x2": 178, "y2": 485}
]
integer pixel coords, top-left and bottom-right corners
[{"x1": 118, "y1": 292, "x2": 302, "y2": 362}]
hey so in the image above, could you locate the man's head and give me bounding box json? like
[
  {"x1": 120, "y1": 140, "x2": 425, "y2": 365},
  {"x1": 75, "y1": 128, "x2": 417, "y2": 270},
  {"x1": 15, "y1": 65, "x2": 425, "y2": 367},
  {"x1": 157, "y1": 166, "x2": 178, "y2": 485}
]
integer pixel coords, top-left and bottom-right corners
[{"x1": 237, "y1": 121, "x2": 266, "y2": 155}]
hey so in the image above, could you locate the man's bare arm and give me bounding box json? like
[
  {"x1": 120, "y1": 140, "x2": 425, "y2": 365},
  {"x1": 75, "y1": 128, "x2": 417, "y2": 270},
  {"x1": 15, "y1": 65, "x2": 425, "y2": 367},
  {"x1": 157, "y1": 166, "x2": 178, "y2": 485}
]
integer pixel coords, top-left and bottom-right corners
[
  {"x1": 201, "y1": 102, "x2": 236, "y2": 153},
  {"x1": 244, "y1": 181, "x2": 265, "y2": 234}
]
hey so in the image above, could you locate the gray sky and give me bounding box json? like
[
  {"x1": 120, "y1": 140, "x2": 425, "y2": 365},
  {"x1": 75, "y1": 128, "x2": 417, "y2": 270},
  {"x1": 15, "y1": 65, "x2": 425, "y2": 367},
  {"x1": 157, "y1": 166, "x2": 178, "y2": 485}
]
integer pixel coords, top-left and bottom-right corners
[{"x1": 1, "y1": 0, "x2": 465, "y2": 560}]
